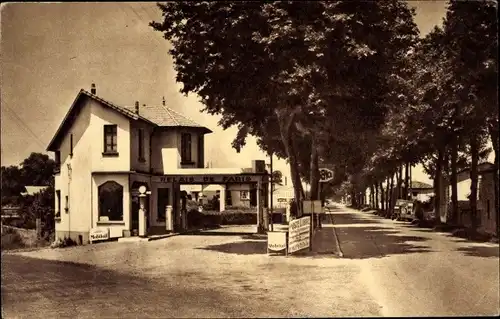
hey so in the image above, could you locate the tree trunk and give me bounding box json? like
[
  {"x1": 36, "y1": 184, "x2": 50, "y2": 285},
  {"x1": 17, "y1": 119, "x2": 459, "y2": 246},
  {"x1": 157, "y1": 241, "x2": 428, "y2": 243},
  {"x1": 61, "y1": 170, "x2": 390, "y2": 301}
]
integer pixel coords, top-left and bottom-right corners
[
  {"x1": 375, "y1": 183, "x2": 380, "y2": 210},
  {"x1": 470, "y1": 134, "x2": 480, "y2": 230},
  {"x1": 404, "y1": 162, "x2": 410, "y2": 200},
  {"x1": 450, "y1": 136, "x2": 459, "y2": 225},
  {"x1": 370, "y1": 184, "x2": 375, "y2": 208},
  {"x1": 385, "y1": 176, "x2": 390, "y2": 215},
  {"x1": 309, "y1": 136, "x2": 320, "y2": 201},
  {"x1": 390, "y1": 173, "x2": 395, "y2": 215},
  {"x1": 276, "y1": 108, "x2": 304, "y2": 218},
  {"x1": 433, "y1": 148, "x2": 445, "y2": 225},
  {"x1": 488, "y1": 122, "x2": 499, "y2": 235},
  {"x1": 380, "y1": 181, "x2": 385, "y2": 211},
  {"x1": 397, "y1": 165, "x2": 403, "y2": 200},
  {"x1": 350, "y1": 189, "x2": 357, "y2": 207}
]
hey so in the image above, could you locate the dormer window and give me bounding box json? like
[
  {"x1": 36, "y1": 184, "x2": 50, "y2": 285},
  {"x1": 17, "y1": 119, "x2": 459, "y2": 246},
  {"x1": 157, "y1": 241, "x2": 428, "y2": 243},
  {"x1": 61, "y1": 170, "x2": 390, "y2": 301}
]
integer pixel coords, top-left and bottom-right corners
[
  {"x1": 181, "y1": 133, "x2": 192, "y2": 164},
  {"x1": 103, "y1": 124, "x2": 118, "y2": 156}
]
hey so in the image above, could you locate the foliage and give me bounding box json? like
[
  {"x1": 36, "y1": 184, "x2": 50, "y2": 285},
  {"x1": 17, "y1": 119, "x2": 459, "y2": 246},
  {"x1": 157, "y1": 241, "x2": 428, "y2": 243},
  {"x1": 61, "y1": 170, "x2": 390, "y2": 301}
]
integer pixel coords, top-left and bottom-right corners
[
  {"x1": 2, "y1": 152, "x2": 56, "y2": 205},
  {"x1": 151, "y1": 1, "x2": 420, "y2": 211}
]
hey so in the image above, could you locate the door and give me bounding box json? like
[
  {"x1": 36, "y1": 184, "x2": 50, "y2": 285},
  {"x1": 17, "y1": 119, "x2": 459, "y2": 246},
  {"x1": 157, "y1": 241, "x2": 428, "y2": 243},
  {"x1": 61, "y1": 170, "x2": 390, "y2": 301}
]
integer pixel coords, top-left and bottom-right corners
[{"x1": 157, "y1": 188, "x2": 169, "y2": 223}]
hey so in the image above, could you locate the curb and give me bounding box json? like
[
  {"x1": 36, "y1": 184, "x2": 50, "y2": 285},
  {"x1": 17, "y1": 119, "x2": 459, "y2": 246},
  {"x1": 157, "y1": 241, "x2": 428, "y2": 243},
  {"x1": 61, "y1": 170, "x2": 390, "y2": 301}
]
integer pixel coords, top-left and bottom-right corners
[{"x1": 328, "y1": 214, "x2": 344, "y2": 258}]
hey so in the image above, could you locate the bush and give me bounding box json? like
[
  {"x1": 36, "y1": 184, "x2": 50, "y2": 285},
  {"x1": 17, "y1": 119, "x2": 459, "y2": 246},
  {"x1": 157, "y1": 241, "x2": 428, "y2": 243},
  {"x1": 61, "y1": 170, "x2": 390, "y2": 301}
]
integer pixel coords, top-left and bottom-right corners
[
  {"x1": 50, "y1": 236, "x2": 77, "y2": 249},
  {"x1": 1, "y1": 231, "x2": 24, "y2": 250}
]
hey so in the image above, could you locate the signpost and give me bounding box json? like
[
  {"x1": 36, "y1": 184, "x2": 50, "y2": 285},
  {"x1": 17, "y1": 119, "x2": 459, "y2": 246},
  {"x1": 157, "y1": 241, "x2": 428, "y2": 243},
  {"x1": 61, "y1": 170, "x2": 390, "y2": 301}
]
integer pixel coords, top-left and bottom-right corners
[
  {"x1": 267, "y1": 231, "x2": 287, "y2": 255},
  {"x1": 303, "y1": 200, "x2": 323, "y2": 214},
  {"x1": 288, "y1": 216, "x2": 311, "y2": 254}
]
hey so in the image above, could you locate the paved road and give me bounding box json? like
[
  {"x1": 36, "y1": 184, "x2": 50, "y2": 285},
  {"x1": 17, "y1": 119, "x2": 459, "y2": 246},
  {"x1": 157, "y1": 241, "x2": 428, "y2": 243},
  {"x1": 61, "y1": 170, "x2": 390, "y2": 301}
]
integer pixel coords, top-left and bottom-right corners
[
  {"x1": 1, "y1": 225, "x2": 381, "y2": 318},
  {"x1": 331, "y1": 206, "x2": 500, "y2": 317},
  {"x1": 2, "y1": 215, "x2": 498, "y2": 318}
]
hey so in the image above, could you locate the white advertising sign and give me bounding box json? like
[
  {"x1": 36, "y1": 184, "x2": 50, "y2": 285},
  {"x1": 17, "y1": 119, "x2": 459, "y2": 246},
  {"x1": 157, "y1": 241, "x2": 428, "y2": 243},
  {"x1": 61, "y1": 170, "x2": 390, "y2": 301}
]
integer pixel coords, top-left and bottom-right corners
[
  {"x1": 288, "y1": 216, "x2": 311, "y2": 253},
  {"x1": 267, "y1": 231, "x2": 287, "y2": 252},
  {"x1": 90, "y1": 227, "x2": 109, "y2": 243}
]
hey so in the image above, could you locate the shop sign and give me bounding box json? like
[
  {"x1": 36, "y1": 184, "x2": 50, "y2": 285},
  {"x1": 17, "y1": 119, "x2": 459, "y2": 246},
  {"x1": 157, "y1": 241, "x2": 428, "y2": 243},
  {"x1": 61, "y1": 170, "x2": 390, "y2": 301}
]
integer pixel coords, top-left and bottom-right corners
[
  {"x1": 155, "y1": 175, "x2": 265, "y2": 184},
  {"x1": 90, "y1": 227, "x2": 109, "y2": 243},
  {"x1": 267, "y1": 231, "x2": 287, "y2": 252}
]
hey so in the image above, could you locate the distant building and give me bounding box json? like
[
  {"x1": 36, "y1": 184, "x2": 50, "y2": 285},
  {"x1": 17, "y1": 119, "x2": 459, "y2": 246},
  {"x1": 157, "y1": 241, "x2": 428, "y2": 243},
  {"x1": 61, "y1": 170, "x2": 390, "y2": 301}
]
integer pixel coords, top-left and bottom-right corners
[
  {"x1": 447, "y1": 162, "x2": 497, "y2": 235},
  {"x1": 21, "y1": 186, "x2": 49, "y2": 197},
  {"x1": 409, "y1": 181, "x2": 434, "y2": 202},
  {"x1": 46, "y1": 84, "x2": 268, "y2": 244}
]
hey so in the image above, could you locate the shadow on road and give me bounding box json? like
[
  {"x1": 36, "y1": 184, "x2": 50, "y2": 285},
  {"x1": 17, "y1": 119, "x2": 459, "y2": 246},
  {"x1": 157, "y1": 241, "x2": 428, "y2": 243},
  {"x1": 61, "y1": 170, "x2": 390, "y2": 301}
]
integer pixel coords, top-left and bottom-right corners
[
  {"x1": 455, "y1": 246, "x2": 500, "y2": 258},
  {"x1": 336, "y1": 225, "x2": 433, "y2": 259},
  {"x1": 326, "y1": 213, "x2": 382, "y2": 225},
  {"x1": 197, "y1": 238, "x2": 267, "y2": 255},
  {"x1": 1, "y1": 254, "x2": 248, "y2": 318},
  {"x1": 188, "y1": 231, "x2": 255, "y2": 236}
]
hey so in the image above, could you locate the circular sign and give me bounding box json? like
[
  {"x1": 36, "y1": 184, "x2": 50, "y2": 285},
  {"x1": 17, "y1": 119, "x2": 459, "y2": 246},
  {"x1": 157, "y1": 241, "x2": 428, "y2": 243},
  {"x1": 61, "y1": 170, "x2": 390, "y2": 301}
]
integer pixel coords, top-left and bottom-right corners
[
  {"x1": 319, "y1": 168, "x2": 334, "y2": 182},
  {"x1": 138, "y1": 185, "x2": 147, "y2": 194}
]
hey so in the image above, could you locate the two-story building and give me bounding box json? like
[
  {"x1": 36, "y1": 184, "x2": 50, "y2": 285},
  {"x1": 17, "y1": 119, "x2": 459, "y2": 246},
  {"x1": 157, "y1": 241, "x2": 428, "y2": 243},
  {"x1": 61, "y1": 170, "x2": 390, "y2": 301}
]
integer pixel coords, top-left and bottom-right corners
[{"x1": 46, "y1": 84, "x2": 268, "y2": 244}]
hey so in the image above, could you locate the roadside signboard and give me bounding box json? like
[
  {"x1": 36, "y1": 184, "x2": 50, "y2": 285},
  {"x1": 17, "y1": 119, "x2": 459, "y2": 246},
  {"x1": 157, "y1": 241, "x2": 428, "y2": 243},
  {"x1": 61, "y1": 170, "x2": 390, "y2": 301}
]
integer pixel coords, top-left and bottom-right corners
[
  {"x1": 319, "y1": 168, "x2": 334, "y2": 183},
  {"x1": 90, "y1": 227, "x2": 109, "y2": 243},
  {"x1": 303, "y1": 200, "x2": 323, "y2": 214},
  {"x1": 267, "y1": 231, "x2": 287, "y2": 254},
  {"x1": 288, "y1": 216, "x2": 311, "y2": 253}
]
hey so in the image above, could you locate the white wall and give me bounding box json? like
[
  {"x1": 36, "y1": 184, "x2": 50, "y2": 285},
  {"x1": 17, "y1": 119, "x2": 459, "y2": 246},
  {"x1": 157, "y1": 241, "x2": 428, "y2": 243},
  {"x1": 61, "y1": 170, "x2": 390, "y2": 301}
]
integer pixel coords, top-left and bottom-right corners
[
  {"x1": 129, "y1": 120, "x2": 154, "y2": 173},
  {"x1": 90, "y1": 98, "x2": 131, "y2": 172},
  {"x1": 151, "y1": 129, "x2": 205, "y2": 173},
  {"x1": 54, "y1": 97, "x2": 93, "y2": 237}
]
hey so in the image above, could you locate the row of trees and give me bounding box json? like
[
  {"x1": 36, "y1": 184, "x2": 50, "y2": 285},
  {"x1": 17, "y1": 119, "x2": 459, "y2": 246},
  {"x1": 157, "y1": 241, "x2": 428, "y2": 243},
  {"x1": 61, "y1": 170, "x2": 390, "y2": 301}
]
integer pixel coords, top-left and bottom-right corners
[
  {"x1": 151, "y1": 1, "x2": 497, "y2": 231},
  {"x1": 350, "y1": 1, "x2": 498, "y2": 231}
]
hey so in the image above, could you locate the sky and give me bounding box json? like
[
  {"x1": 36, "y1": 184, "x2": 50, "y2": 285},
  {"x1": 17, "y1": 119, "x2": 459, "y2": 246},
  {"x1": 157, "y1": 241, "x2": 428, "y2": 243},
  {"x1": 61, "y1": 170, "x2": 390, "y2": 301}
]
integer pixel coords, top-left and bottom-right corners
[{"x1": 1, "y1": 1, "x2": 449, "y2": 184}]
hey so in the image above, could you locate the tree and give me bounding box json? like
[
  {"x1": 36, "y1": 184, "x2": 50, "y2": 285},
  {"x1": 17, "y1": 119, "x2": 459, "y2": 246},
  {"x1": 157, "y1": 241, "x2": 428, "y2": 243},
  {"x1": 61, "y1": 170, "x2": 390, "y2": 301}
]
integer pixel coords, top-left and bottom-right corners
[
  {"x1": 1, "y1": 165, "x2": 24, "y2": 205},
  {"x1": 151, "y1": 1, "x2": 419, "y2": 217},
  {"x1": 20, "y1": 152, "x2": 56, "y2": 187},
  {"x1": 443, "y1": 0, "x2": 498, "y2": 231}
]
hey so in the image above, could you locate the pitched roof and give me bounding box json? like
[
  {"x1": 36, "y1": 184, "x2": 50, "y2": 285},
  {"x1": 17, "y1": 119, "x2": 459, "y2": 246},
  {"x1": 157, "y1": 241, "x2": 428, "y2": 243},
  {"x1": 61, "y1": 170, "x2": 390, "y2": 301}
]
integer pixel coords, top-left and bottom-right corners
[
  {"x1": 121, "y1": 103, "x2": 209, "y2": 129},
  {"x1": 47, "y1": 89, "x2": 212, "y2": 151}
]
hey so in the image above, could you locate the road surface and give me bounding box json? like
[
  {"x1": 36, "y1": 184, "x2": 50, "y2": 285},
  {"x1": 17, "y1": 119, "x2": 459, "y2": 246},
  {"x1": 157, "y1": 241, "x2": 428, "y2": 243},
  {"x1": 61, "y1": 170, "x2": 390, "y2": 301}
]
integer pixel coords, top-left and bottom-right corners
[
  {"x1": 331, "y1": 205, "x2": 500, "y2": 317},
  {"x1": 2, "y1": 213, "x2": 498, "y2": 318}
]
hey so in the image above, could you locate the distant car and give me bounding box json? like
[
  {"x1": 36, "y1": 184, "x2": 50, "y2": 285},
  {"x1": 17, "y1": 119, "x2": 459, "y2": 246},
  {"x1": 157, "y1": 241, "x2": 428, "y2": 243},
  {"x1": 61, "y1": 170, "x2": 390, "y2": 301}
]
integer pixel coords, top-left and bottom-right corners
[{"x1": 394, "y1": 199, "x2": 414, "y2": 221}]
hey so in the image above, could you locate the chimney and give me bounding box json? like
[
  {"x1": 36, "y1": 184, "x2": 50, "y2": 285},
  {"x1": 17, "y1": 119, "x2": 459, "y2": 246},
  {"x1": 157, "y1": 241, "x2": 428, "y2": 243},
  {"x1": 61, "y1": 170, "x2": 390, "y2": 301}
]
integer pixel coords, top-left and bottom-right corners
[
  {"x1": 135, "y1": 101, "x2": 139, "y2": 114},
  {"x1": 162, "y1": 96, "x2": 166, "y2": 106},
  {"x1": 90, "y1": 83, "x2": 96, "y2": 95}
]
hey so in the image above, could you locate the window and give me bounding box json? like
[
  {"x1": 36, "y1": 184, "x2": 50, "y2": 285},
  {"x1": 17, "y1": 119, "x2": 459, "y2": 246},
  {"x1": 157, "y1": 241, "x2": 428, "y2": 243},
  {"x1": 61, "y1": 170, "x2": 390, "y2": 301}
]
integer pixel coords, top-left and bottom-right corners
[
  {"x1": 181, "y1": 133, "x2": 192, "y2": 163},
  {"x1": 54, "y1": 151, "x2": 61, "y2": 173},
  {"x1": 197, "y1": 134, "x2": 204, "y2": 168},
  {"x1": 70, "y1": 133, "x2": 73, "y2": 157},
  {"x1": 138, "y1": 128, "x2": 145, "y2": 161},
  {"x1": 487, "y1": 200, "x2": 490, "y2": 219},
  {"x1": 98, "y1": 181, "x2": 124, "y2": 221},
  {"x1": 56, "y1": 190, "x2": 61, "y2": 217},
  {"x1": 103, "y1": 125, "x2": 118, "y2": 155}
]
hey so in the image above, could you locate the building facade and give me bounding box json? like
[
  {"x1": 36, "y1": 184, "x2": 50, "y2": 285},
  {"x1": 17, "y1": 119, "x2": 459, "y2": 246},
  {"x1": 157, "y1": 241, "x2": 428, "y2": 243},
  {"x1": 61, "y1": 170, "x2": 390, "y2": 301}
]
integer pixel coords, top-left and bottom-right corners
[{"x1": 46, "y1": 85, "x2": 268, "y2": 244}]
